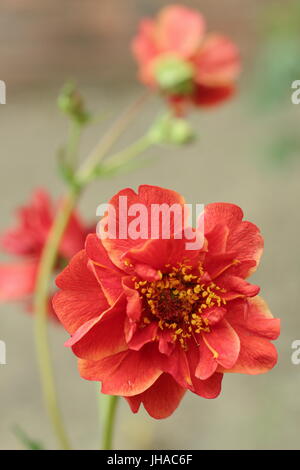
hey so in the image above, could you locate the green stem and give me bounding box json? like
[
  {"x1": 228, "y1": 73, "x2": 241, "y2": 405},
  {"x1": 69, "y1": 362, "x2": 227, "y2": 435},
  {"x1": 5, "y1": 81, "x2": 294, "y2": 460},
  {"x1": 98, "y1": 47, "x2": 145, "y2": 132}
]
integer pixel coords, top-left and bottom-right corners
[
  {"x1": 33, "y1": 188, "x2": 80, "y2": 450},
  {"x1": 78, "y1": 91, "x2": 149, "y2": 181},
  {"x1": 100, "y1": 395, "x2": 119, "y2": 450},
  {"x1": 33, "y1": 93, "x2": 149, "y2": 450},
  {"x1": 98, "y1": 135, "x2": 152, "y2": 178},
  {"x1": 66, "y1": 120, "x2": 82, "y2": 169}
]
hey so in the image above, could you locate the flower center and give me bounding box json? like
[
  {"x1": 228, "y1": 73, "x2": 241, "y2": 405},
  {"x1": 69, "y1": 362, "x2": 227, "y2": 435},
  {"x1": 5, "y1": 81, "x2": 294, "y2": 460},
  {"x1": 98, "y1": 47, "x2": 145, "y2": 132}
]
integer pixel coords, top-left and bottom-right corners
[{"x1": 134, "y1": 263, "x2": 226, "y2": 350}]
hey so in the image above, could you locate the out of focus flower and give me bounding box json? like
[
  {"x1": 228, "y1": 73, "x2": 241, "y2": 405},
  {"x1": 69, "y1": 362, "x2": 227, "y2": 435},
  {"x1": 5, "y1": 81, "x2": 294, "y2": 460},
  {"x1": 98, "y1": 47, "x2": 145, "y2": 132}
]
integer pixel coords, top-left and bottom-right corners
[
  {"x1": 132, "y1": 5, "x2": 240, "y2": 114},
  {"x1": 53, "y1": 185, "x2": 280, "y2": 419},
  {"x1": 0, "y1": 189, "x2": 91, "y2": 319}
]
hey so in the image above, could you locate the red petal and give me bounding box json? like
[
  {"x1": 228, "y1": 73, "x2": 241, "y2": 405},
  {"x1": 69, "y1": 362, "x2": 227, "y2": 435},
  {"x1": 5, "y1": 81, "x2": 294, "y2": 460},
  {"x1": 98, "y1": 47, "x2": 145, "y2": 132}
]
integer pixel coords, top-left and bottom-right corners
[
  {"x1": 201, "y1": 203, "x2": 264, "y2": 274},
  {"x1": 128, "y1": 322, "x2": 158, "y2": 351},
  {"x1": 101, "y1": 185, "x2": 186, "y2": 270},
  {"x1": 85, "y1": 234, "x2": 123, "y2": 305},
  {"x1": 126, "y1": 373, "x2": 186, "y2": 419},
  {"x1": 205, "y1": 224, "x2": 229, "y2": 254},
  {"x1": 195, "y1": 336, "x2": 218, "y2": 380},
  {"x1": 219, "y1": 327, "x2": 278, "y2": 375},
  {"x1": 160, "y1": 345, "x2": 192, "y2": 389},
  {"x1": 202, "y1": 306, "x2": 226, "y2": 326},
  {"x1": 218, "y1": 275, "x2": 260, "y2": 300},
  {"x1": 126, "y1": 235, "x2": 201, "y2": 273},
  {"x1": 79, "y1": 343, "x2": 162, "y2": 396},
  {"x1": 226, "y1": 297, "x2": 280, "y2": 340},
  {"x1": 1, "y1": 189, "x2": 53, "y2": 256},
  {"x1": 122, "y1": 276, "x2": 142, "y2": 322},
  {"x1": 226, "y1": 221, "x2": 264, "y2": 274},
  {"x1": 158, "y1": 329, "x2": 175, "y2": 356},
  {"x1": 0, "y1": 260, "x2": 38, "y2": 300},
  {"x1": 191, "y1": 372, "x2": 223, "y2": 398},
  {"x1": 187, "y1": 337, "x2": 218, "y2": 381},
  {"x1": 202, "y1": 319, "x2": 240, "y2": 369},
  {"x1": 65, "y1": 295, "x2": 127, "y2": 361},
  {"x1": 53, "y1": 250, "x2": 108, "y2": 334},
  {"x1": 192, "y1": 84, "x2": 235, "y2": 107},
  {"x1": 204, "y1": 252, "x2": 238, "y2": 279},
  {"x1": 194, "y1": 34, "x2": 240, "y2": 86},
  {"x1": 202, "y1": 203, "x2": 243, "y2": 234},
  {"x1": 157, "y1": 6, "x2": 205, "y2": 58},
  {"x1": 132, "y1": 19, "x2": 158, "y2": 65},
  {"x1": 59, "y1": 211, "x2": 87, "y2": 259}
]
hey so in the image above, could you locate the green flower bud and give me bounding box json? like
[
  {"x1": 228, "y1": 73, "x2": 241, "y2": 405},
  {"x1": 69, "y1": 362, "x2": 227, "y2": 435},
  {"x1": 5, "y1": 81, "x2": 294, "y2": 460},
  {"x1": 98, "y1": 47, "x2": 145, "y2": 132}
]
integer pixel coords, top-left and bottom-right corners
[
  {"x1": 57, "y1": 82, "x2": 90, "y2": 124},
  {"x1": 168, "y1": 118, "x2": 195, "y2": 144},
  {"x1": 154, "y1": 56, "x2": 195, "y2": 95},
  {"x1": 148, "y1": 115, "x2": 195, "y2": 146}
]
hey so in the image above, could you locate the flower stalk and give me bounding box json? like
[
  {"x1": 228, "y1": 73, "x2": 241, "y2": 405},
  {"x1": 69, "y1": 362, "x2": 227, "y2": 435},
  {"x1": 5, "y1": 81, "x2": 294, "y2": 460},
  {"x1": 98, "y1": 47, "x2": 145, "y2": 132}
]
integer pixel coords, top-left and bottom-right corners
[
  {"x1": 100, "y1": 395, "x2": 119, "y2": 450},
  {"x1": 33, "y1": 93, "x2": 151, "y2": 449},
  {"x1": 33, "y1": 188, "x2": 80, "y2": 450}
]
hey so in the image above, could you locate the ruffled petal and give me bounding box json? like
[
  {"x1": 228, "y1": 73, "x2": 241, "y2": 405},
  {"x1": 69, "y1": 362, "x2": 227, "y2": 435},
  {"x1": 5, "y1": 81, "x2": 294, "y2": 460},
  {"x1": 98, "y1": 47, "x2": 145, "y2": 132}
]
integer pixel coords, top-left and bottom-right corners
[
  {"x1": 53, "y1": 250, "x2": 109, "y2": 334},
  {"x1": 218, "y1": 328, "x2": 278, "y2": 375},
  {"x1": 226, "y1": 297, "x2": 280, "y2": 340},
  {"x1": 85, "y1": 234, "x2": 123, "y2": 305},
  {"x1": 202, "y1": 319, "x2": 240, "y2": 369},
  {"x1": 201, "y1": 203, "x2": 264, "y2": 274},
  {"x1": 122, "y1": 276, "x2": 143, "y2": 322},
  {"x1": 126, "y1": 235, "x2": 202, "y2": 273},
  {"x1": 126, "y1": 373, "x2": 186, "y2": 419},
  {"x1": 187, "y1": 340, "x2": 222, "y2": 396},
  {"x1": 128, "y1": 322, "x2": 158, "y2": 351},
  {"x1": 226, "y1": 221, "x2": 264, "y2": 273},
  {"x1": 202, "y1": 203, "x2": 244, "y2": 234},
  {"x1": 65, "y1": 295, "x2": 127, "y2": 361},
  {"x1": 78, "y1": 343, "x2": 162, "y2": 396},
  {"x1": 195, "y1": 336, "x2": 218, "y2": 380},
  {"x1": 101, "y1": 185, "x2": 186, "y2": 270},
  {"x1": 217, "y1": 275, "x2": 260, "y2": 300}
]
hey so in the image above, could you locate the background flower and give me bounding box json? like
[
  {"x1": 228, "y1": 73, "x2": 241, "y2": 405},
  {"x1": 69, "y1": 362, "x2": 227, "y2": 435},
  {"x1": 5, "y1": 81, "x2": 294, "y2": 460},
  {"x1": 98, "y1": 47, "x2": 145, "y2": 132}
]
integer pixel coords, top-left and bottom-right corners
[
  {"x1": 132, "y1": 5, "x2": 240, "y2": 113},
  {"x1": 0, "y1": 189, "x2": 92, "y2": 318}
]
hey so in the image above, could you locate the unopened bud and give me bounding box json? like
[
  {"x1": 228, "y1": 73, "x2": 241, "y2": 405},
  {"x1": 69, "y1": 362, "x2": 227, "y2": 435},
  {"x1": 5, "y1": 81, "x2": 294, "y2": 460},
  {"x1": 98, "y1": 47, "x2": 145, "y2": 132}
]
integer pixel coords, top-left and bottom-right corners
[{"x1": 58, "y1": 82, "x2": 90, "y2": 124}]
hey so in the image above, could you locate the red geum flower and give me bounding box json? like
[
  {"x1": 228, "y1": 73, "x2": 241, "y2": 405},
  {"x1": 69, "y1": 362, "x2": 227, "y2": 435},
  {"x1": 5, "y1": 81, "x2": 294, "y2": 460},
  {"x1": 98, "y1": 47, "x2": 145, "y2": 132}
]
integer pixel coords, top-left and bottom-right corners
[
  {"x1": 0, "y1": 189, "x2": 91, "y2": 319},
  {"x1": 132, "y1": 5, "x2": 240, "y2": 114},
  {"x1": 53, "y1": 185, "x2": 280, "y2": 419}
]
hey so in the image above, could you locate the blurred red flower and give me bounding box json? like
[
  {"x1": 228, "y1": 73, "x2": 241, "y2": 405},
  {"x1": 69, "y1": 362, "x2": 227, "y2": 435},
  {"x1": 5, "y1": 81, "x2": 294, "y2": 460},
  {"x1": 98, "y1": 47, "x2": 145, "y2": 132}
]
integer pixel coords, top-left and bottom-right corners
[
  {"x1": 0, "y1": 189, "x2": 92, "y2": 319},
  {"x1": 53, "y1": 185, "x2": 280, "y2": 419},
  {"x1": 132, "y1": 5, "x2": 240, "y2": 114}
]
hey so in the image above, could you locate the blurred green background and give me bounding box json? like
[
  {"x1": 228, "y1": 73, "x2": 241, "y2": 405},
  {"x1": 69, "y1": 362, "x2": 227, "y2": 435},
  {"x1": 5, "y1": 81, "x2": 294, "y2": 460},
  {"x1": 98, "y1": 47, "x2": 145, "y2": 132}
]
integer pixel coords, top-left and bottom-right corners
[{"x1": 0, "y1": 0, "x2": 299, "y2": 450}]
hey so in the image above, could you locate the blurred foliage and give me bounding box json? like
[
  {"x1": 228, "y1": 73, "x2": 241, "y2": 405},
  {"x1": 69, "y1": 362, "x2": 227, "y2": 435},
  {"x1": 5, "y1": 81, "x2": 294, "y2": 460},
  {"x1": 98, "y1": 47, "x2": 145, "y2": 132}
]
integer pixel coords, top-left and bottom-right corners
[
  {"x1": 13, "y1": 425, "x2": 44, "y2": 450},
  {"x1": 251, "y1": 0, "x2": 300, "y2": 168},
  {"x1": 254, "y1": 0, "x2": 300, "y2": 111}
]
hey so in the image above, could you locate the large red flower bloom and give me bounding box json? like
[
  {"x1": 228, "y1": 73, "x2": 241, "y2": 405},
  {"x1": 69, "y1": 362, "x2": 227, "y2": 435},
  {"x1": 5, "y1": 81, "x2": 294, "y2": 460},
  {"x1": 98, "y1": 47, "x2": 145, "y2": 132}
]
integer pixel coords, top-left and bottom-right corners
[
  {"x1": 132, "y1": 5, "x2": 240, "y2": 113},
  {"x1": 53, "y1": 185, "x2": 280, "y2": 419},
  {"x1": 0, "y1": 189, "x2": 91, "y2": 318}
]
